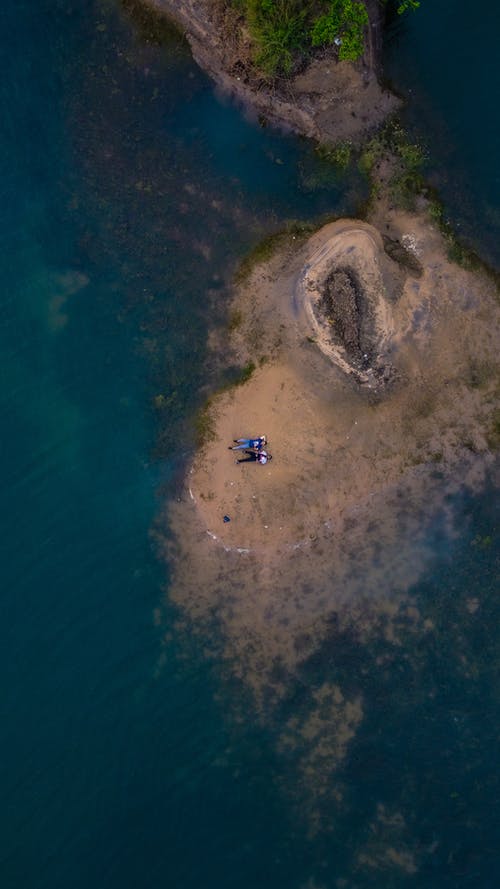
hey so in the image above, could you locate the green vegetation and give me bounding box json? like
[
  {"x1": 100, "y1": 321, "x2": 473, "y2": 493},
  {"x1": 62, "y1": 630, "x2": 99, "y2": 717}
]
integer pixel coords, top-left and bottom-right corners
[
  {"x1": 299, "y1": 143, "x2": 354, "y2": 191},
  {"x1": 427, "y1": 198, "x2": 485, "y2": 270},
  {"x1": 235, "y1": 230, "x2": 288, "y2": 282},
  {"x1": 311, "y1": 0, "x2": 368, "y2": 61},
  {"x1": 242, "y1": 0, "x2": 308, "y2": 76},
  {"x1": 316, "y1": 139, "x2": 352, "y2": 169},
  {"x1": 472, "y1": 533, "x2": 493, "y2": 548},
  {"x1": 195, "y1": 398, "x2": 217, "y2": 447},
  {"x1": 380, "y1": 0, "x2": 421, "y2": 14},
  {"x1": 193, "y1": 360, "x2": 257, "y2": 447},
  {"x1": 487, "y1": 408, "x2": 500, "y2": 450},
  {"x1": 235, "y1": 220, "x2": 316, "y2": 282},
  {"x1": 396, "y1": 0, "x2": 420, "y2": 14},
  {"x1": 232, "y1": 0, "x2": 370, "y2": 76},
  {"x1": 152, "y1": 391, "x2": 178, "y2": 410},
  {"x1": 388, "y1": 126, "x2": 426, "y2": 208},
  {"x1": 466, "y1": 359, "x2": 494, "y2": 390},
  {"x1": 231, "y1": 0, "x2": 423, "y2": 77},
  {"x1": 358, "y1": 121, "x2": 427, "y2": 210},
  {"x1": 227, "y1": 308, "x2": 243, "y2": 331}
]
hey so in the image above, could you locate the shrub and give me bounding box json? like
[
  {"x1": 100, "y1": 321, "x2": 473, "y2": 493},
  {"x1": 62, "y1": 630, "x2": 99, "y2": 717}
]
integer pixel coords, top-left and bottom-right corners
[
  {"x1": 310, "y1": 0, "x2": 368, "y2": 62},
  {"x1": 234, "y1": 0, "x2": 370, "y2": 75},
  {"x1": 244, "y1": 0, "x2": 308, "y2": 76},
  {"x1": 397, "y1": 0, "x2": 420, "y2": 14}
]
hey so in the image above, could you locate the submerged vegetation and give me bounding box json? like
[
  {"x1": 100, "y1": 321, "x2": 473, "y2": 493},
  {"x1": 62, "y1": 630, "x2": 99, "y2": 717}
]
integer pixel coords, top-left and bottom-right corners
[
  {"x1": 194, "y1": 362, "x2": 258, "y2": 446},
  {"x1": 195, "y1": 398, "x2": 218, "y2": 446},
  {"x1": 359, "y1": 120, "x2": 427, "y2": 209},
  {"x1": 357, "y1": 122, "x2": 499, "y2": 276},
  {"x1": 235, "y1": 220, "x2": 317, "y2": 282},
  {"x1": 316, "y1": 139, "x2": 353, "y2": 169}
]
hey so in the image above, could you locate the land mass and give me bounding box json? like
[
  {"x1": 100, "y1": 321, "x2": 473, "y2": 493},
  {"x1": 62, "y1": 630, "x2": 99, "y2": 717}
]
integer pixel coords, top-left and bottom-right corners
[
  {"x1": 143, "y1": 0, "x2": 500, "y2": 603},
  {"x1": 137, "y1": 0, "x2": 500, "y2": 558},
  {"x1": 185, "y1": 206, "x2": 500, "y2": 555},
  {"x1": 146, "y1": 0, "x2": 500, "y2": 843},
  {"x1": 130, "y1": 0, "x2": 400, "y2": 143},
  {"x1": 163, "y1": 197, "x2": 499, "y2": 802}
]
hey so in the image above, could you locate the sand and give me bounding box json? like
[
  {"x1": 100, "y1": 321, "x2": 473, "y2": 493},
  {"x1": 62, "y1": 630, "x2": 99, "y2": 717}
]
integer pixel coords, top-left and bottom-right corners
[
  {"x1": 122, "y1": 0, "x2": 500, "y2": 860},
  {"x1": 184, "y1": 215, "x2": 499, "y2": 557},
  {"x1": 158, "y1": 206, "x2": 500, "y2": 695},
  {"x1": 156, "y1": 206, "x2": 500, "y2": 840}
]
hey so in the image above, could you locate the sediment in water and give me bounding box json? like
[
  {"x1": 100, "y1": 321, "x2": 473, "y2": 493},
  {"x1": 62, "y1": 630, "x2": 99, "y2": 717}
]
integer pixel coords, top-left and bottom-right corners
[{"x1": 154, "y1": 201, "x2": 500, "y2": 840}]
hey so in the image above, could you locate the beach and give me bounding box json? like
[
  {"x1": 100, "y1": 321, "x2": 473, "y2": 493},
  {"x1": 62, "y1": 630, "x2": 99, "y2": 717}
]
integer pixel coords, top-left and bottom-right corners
[
  {"x1": 158, "y1": 200, "x2": 500, "y2": 740},
  {"x1": 182, "y1": 210, "x2": 499, "y2": 556}
]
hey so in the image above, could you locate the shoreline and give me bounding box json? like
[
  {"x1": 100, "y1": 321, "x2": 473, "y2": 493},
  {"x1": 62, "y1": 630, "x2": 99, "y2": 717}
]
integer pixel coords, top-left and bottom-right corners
[
  {"x1": 139, "y1": 2, "x2": 500, "y2": 831},
  {"x1": 158, "y1": 201, "x2": 500, "y2": 730},
  {"x1": 180, "y1": 209, "x2": 500, "y2": 556},
  {"x1": 131, "y1": 0, "x2": 500, "y2": 689},
  {"x1": 127, "y1": 0, "x2": 400, "y2": 144}
]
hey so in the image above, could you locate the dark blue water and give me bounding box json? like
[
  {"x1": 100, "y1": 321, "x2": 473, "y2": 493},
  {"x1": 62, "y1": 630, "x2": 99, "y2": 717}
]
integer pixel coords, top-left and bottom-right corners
[
  {"x1": 384, "y1": 0, "x2": 500, "y2": 268},
  {"x1": 2, "y1": 2, "x2": 499, "y2": 887}
]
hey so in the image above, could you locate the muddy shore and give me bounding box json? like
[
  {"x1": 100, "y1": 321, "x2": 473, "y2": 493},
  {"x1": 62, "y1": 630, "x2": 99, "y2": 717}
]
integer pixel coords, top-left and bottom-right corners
[{"x1": 132, "y1": 0, "x2": 400, "y2": 143}]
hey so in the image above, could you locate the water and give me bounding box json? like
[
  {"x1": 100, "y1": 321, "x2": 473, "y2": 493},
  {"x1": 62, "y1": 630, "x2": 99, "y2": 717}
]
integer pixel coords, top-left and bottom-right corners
[
  {"x1": 1, "y1": 1, "x2": 499, "y2": 887},
  {"x1": 384, "y1": 0, "x2": 500, "y2": 268}
]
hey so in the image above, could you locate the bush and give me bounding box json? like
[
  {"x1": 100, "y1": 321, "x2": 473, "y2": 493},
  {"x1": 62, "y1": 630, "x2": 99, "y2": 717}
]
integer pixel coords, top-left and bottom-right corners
[
  {"x1": 244, "y1": 0, "x2": 308, "y2": 76},
  {"x1": 397, "y1": 0, "x2": 420, "y2": 14},
  {"x1": 311, "y1": 0, "x2": 368, "y2": 62},
  {"x1": 234, "y1": 0, "x2": 370, "y2": 75}
]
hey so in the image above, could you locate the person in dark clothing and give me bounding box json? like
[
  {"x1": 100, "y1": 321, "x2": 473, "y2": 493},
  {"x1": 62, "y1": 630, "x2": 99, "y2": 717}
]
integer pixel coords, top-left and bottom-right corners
[{"x1": 236, "y1": 449, "x2": 272, "y2": 465}]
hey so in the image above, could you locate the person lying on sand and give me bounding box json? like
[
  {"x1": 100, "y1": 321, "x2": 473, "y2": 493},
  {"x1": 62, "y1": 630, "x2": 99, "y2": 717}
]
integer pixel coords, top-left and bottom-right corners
[
  {"x1": 236, "y1": 449, "x2": 272, "y2": 465},
  {"x1": 229, "y1": 435, "x2": 267, "y2": 451}
]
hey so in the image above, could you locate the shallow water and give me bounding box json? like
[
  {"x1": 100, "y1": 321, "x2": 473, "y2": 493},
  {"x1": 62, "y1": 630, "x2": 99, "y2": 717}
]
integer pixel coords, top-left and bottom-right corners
[
  {"x1": 384, "y1": 0, "x2": 500, "y2": 268},
  {"x1": 1, "y1": 1, "x2": 500, "y2": 887}
]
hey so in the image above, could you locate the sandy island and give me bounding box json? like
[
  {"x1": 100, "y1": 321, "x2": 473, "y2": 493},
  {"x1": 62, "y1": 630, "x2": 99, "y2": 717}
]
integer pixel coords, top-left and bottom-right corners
[
  {"x1": 131, "y1": 0, "x2": 500, "y2": 856},
  {"x1": 161, "y1": 201, "x2": 500, "y2": 713},
  {"x1": 157, "y1": 203, "x2": 499, "y2": 840},
  {"x1": 184, "y1": 212, "x2": 499, "y2": 556}
]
